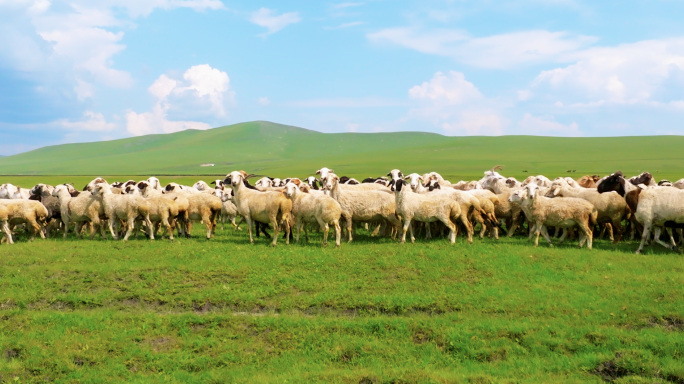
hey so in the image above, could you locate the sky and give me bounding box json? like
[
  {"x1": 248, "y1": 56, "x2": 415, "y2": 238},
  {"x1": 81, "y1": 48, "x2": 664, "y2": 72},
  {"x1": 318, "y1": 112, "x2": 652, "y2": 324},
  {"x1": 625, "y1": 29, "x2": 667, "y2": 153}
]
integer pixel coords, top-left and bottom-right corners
[{"x1": 2, "y1": 0, "x2": 684, "y2": 155}]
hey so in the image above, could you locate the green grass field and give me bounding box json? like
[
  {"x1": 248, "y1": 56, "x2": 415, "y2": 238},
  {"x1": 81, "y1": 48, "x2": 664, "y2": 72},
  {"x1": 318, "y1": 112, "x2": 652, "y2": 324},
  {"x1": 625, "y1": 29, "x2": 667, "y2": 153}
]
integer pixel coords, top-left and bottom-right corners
[
  {"x1": 1, "y1": 227, "x2": 683, "y2": 383},
  {"x1": 1, "y1": 123, "x2": 684, "y2": 382},
  {"x1": 1, "y1": 121, "x2": 684, "y2": 183}
]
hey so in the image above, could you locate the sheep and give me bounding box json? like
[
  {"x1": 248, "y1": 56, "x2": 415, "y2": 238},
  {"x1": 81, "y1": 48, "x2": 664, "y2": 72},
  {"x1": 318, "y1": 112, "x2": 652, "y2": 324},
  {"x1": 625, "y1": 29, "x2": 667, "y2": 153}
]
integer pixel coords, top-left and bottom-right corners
[
  {"x1": 224, "y1": 170, "x2": 292, "y2": 246},
  {"x1": 52, "y1": 185, "x2": 107, "y2": 239},
  {"x1": 522, "y1": 175, "x2": 552, "y2": 187},
  {"x1": 390, "y1": 178, "x2": 460, "y2": 244},
  {"x1": 673, "y1": 179, "x2": 684, "y2": 189},
  {"x1": 255, "y1": 177, "x2": 274, "y2": 187},
  {"x1": 147, "y1": 177, "x2": 162, "y2": 190},
  {"x1": 283, "y1": 179, "x2": 342, "y2": 247},
  {"x1": 465, "y1": 189, "x2": 500, "y2": 239},
  {"x1": 124, "y1": 183, "x2": 179, "y2": 240},
  {"x1": 424, "y1": 179, "x2": 493, "y2": 243},
  {"x1": 547, "y1": 180, "x2": 629, "y2": 243},
  {"x1": 342, "y1": 178, "x2": 360, "y2": 185},
  {"x1": 598, "y1": 171, "x2": 684, "y2": 254},
  {"x1": 0, "y1": 199, "x2": 48, "y2": 242},
  {"x1": 91, "y1": 183, "x2": 155, "y2": 241},
  {"x1": 305, "y1": 176, "x2": 321, "y2": 189},
  {"x1": 658, "y1": 179, "x2": 673, "y2": 187},
  {"x1": 577, "y1": 175, "x2": 601, "y2": 188},
  {"x1": 83, "y1": 177, "x2": 108, "y2": 191},
  {"x1": 137, "y1": 181, "x2": 163, "y2": 197},
  {"x1": 322, "y1": 172, "x2": 401, "y2": 243},
  {"x1": 163, "y1": 182, "x2": 200, "y2": 194},
  {"x1": 209, "y1": 187, "x2": 241, "y2": 231},
  {"x1": 509, "y1": 183, "x2": 597, "y2": 249},
  {"x1": 0, "y1": 183, "x2": 31, "y2": 199},
  {"x1": 163, "y1": 184, "x2": 221, "y2": 239},
  {"x1": 193, "y1": 180, "x2": 211, "y2": 191},
  {"x1": 29, "y1": 184, "x2": 62, "y2": 237},
  {"x1": 316, "y1": 167, "x2": 334, "y2": 181}
]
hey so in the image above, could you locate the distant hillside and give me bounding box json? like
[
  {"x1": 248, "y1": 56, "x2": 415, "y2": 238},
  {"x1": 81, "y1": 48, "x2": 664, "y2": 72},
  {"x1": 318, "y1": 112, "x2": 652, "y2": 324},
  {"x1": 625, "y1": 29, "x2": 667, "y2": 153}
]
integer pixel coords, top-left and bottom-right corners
[{"x1": 0, "y1": 121, "x2": 682, "y2": 180}]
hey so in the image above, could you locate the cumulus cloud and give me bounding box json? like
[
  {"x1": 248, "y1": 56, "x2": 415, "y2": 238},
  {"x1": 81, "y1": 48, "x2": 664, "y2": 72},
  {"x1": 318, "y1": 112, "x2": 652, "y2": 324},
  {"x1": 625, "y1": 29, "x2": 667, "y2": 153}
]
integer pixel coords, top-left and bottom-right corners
[
  {"x1": 409, "y1": 71, "x2": 483, "y2": 104},
  {"x1": 407, "y1": 71, "x2": 505, "y2": 135},
  {"x1": 250, "y1": 7, "x2": 301, "y2": 36},
  {"x1": 533, "y1": 38, "x2": 684, "y2": 106},
  {"x1": 517, "y1": 113, "x2": 581, "y2": 136},
  {"x1": 126, "y1": 64, "x2": 231, "y2": 136},
  {"x1": 56, "y1": 111, "x2": 117, "y2": 131},
  {"x1": 368, "y1": 28, "x2": 596, "y2": 69}
]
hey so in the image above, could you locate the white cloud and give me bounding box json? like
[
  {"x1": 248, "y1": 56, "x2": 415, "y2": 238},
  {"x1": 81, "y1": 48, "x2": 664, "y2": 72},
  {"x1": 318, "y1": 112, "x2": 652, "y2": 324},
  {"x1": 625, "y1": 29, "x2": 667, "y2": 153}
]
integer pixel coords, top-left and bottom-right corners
[
  {"x1": 517, "y1": 89, "x2": 532, "y2": 101},
  {"x1": 518, "y1": 113, "x2": 581, "y2": 136},
  {"x1": 325, "y1": 21, "x2": 364, "y2": 30},
  {"x1": 533, "y1": 38, "x2": 684, "y2": 106},
  {"x1": 258, "y1": 97, "x2": 271, "y2": 106},
  {"x1": 56, "y1": 111, "x2": 117, "y2": 131},
  {"x1": 407, "y1": 71, "x2": 506, "y2": 135},
  {"x1": 126, "y1": 104, "x2": 211, "y2": 136},
  {"x1": 250, "y1": 7, "x2": 301, "y2": 36},
  {"x1": 332, "y1": 2, "x2": 364, "y2": 9},
  {"x1": 126, "y1": 64, "x2": 231, "y2": 136},
  {"x1": 368, "y1": 28, "x2": 596, "y2": 69},
  {"x1": 409, "y1": 71, "x2": 483, "y2": 104},
  {"x1": 74, "y1": 78, "x2": 94, "y2": 100},
  {"x1": 441, "y1": 111, "x2": 505, "y2": 136},
  {"x1": 286, "y1": 97, "x2": 405, "y2": 108},
  {"x1": 180, "y1": 64, "x2": 231, "y2": 115}
]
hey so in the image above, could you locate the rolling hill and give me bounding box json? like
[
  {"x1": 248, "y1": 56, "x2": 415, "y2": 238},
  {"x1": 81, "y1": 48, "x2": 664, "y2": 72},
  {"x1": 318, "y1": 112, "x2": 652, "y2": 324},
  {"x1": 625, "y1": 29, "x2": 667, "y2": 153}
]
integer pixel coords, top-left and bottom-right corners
[{"x1": 0, "y1": 121, "x2": 682, "y2": 182}]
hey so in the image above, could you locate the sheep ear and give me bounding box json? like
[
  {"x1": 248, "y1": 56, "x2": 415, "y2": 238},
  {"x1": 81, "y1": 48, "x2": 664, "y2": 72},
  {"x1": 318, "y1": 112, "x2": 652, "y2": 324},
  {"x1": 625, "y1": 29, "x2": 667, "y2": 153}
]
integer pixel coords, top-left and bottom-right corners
[
  {"x1": 210, "y1": 181, "x2": 216, "y2": 185},
  {"x1": 315, "y1": 169, "x2": 321, "y2": 175},
  {"x1": 245, "y1": 174, "x2": 256, "y2": 179},
  {"x1": 292, "y1": 178, "x2": 301, "y2": 186},
  {"x1": 553, "y1": 186, "x2": 560, "y2": 196}
]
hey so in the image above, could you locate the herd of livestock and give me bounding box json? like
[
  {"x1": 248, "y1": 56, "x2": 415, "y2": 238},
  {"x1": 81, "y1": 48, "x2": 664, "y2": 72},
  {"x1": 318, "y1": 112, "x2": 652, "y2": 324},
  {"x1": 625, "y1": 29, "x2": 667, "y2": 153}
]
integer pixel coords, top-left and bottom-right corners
[{"x1": 1, "y1": 166, "x2": 683, "y2": 254}]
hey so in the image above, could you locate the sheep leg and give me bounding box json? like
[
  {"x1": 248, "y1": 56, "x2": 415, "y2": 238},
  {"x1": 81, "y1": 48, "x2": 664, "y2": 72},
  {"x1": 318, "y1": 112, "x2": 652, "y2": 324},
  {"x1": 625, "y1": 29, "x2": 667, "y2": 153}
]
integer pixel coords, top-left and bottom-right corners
[
  {"x1": 345, "y1": 215, "x2": 353, "y2": 243},
  {"x1": 577, "y1": 220, "x2": 592, "y2": 249},
  {"x1": 654, "y1": 226, "x2": 676, "y2": 250},
  {"x1": 459, "y1": 214, "x2": 473, "y2": 244},
  {"x1": 317, "y1": 218, "x2": 328, "y2": 247},
  {"x1": 540, "y1": 225, "x2": 554, "y2": 246},
  {"x1": 245, "y1": 217, "x2": 255, "y2": 244},
  {"x1": 558, "y1": 229, "x2": 569, "y2": 244},
  {"x1": 506, "y1": 211, "x2": 520, "y2": 237},
  {"x1": 636, "y1": 221, "x2": 652, "y2": 254},
  {"x1": 399, "y1": 219, "x2": 411, "y2": 244},
  {"x1": 203, "y1": 214, "x2": 212, "y2": 240},
  {"x1": 2, "y1": 221, "x2": 13, "y2": 244},
  {"x1": 121, "y1": 218, "x2": 136, "y2": 241},
  {"x1": 270, "y1": 217, "x2": 280, "y2": 246},
  {"x1": 108, "y1": 218, "x2": 119, "y2": 240},
  {"x1": 408, "y1": 220, "x2": 416, "y2": 243},
  {"x1": 333, "y1": 220, "x2": 341, "y2": 248}
]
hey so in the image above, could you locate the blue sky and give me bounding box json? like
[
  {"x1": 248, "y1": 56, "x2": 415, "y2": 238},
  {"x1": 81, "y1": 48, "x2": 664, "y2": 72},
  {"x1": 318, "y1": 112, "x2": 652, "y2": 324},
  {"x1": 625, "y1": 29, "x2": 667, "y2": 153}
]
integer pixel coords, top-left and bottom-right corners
[{"x1": 2, "y1": 0, "x2": 684, "y2": 155}]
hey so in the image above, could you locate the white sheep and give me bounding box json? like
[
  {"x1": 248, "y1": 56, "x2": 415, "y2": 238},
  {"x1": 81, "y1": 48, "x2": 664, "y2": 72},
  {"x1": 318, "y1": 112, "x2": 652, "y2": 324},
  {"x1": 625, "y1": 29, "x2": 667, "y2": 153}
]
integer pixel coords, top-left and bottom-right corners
[
  {"x1": 322, "y1": 173, "x2": 401, "y2": 243},
  {"x1": 91, "y1": 183, "x2": 154, "y2": 241},
  {"x1": 193, "y1": 180, "x2": 211, "y2": 191},
  {"x1": 0, "y1": 183, "x2": 31, "y2": 199},
  {"x1": 224, "y1": 170, "x2": 292, "y2": 246},
  {"x1": 391, "y1": 178, "x2": 460, "y2": 244},
  {"x1": 0, "y1": 199, "x2": 49, "y2": 242},
  {"x1": 510, "y1": 183, "x2": 597, "y2": 249},
  {"x1": 52, "y1": 185, "x2": 107, "y2": 239},
  {"x1": 283, "y1": 179, "x2": 342, "y2": 247}
]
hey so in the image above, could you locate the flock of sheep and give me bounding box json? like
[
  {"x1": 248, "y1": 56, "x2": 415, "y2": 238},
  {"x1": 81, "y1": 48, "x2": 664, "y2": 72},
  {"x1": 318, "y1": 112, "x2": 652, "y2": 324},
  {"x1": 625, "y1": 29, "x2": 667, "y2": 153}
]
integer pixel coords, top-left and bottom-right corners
[{"x1": 1, "y1": 166, "x2": 683, "y2": 254}]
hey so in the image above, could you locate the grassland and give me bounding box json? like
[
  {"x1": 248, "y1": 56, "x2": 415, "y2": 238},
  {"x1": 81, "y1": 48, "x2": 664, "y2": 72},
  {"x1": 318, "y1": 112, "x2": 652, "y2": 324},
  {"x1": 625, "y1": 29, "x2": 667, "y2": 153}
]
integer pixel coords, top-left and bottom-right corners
[
  {"x1": 1, "y1": 225, "x2": 683, "y2": 383},
  {"x1": 1, "y1": 123, "x2": 684, "y2": 382},
  {"x1": 1, "y1": 121, "x2": 684, "y2": 183}
]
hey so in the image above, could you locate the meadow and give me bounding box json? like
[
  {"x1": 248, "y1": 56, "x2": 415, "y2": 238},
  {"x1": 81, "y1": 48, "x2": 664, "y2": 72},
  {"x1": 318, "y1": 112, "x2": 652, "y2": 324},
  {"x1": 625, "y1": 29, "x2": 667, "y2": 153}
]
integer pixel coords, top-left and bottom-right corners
[
  {"x1": 1, "y1": 123, "x2": 684, "y2": 382},
  {"x1": 1, "y1": 225, "x2": 683, "y2": 383}
]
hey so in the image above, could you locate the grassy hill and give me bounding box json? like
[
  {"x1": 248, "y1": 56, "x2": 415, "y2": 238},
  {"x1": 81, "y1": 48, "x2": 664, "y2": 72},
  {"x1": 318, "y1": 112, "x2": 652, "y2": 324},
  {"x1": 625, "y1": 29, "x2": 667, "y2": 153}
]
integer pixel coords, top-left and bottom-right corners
[{"x1": 1, "y1": 121, "x2": 683, "y2": 182}]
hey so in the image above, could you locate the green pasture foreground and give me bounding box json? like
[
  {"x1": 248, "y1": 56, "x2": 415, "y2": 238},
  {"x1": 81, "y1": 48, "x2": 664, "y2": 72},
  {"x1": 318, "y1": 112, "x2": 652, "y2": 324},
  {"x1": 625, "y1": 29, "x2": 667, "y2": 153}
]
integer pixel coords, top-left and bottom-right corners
[
  {"x1": 1, "y1": 226, "x2": 683, "y2": 383},
  {"x1": 2, "y1": 121, "x2": 684, "y2": 181}
]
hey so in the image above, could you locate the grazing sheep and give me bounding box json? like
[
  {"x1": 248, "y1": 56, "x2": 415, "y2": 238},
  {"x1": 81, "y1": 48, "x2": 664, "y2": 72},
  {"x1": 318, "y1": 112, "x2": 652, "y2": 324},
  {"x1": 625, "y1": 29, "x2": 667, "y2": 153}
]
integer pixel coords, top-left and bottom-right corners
[
  {"x1": 322, "y1": 172, "x2": 401, "y2": 243},
  {"x1": 0, "y1": 199, "x2": 49, "y2": 242},
  {"x1": 510, "y1": 183, "x2": 597, "y2": 249},
  {"x1": 391, "y1": 179, "x2": 460, "y2": 244},
  {"x1": 91, "y1": 183, "x2": 154, "y2": 241},
  {"x1": 283, "y1": 179, "x2": 342, "y2": 247},
  {"x1": 193, "y1": 180, "x2": 211, "y2": 191},
  {"x1": 224, "y1": 170, "x2": 292, "y2": 246},
  {"x1": 577, "y1": 175, "x2": 600, "y2": 188}
]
